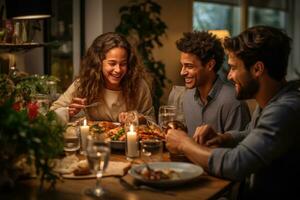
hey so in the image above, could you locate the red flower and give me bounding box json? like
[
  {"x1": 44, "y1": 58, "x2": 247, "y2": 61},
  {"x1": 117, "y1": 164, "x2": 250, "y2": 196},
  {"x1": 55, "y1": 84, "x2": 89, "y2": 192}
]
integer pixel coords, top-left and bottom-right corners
[
  {"x1": 12, "y1": 101, "x2": 21, "y2": 111},
  {"x1": 27, "y1": 102, "x2": 39, "y2": 120}
]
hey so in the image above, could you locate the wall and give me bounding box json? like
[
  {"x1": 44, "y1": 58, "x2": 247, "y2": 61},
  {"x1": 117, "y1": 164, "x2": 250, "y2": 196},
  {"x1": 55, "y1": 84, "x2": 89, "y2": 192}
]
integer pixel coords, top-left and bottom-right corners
[
  {"x1": 151, "y1": 0, "x2": 193, "y2": 103},
  {"x1": 85, "y1": 0, "x2": 103, "y2": 50}
]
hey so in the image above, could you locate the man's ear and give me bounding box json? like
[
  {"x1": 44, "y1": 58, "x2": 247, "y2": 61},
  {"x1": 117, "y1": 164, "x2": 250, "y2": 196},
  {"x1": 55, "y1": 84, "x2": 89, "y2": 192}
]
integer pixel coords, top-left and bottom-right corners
[
  {"x1": 251, "y1": 61, "x2": 265, "y2": 77},
  {"x1": 207, "y1": 59, "x2": 216, "y2": 71}
]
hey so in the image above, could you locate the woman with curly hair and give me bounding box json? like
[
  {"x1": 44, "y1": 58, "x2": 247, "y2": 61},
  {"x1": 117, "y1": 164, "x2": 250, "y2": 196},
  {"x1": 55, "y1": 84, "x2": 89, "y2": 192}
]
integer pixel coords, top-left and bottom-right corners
[{"x1": 51, "y1": 32, "x2": 154, "y2": 123}]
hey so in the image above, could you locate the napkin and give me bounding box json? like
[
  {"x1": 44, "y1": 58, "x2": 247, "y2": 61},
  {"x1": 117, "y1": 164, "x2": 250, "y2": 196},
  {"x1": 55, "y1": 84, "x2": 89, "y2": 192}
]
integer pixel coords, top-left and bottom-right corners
[
  {"x1": 104, "y1": 161, "x2": 131, "y2": 176},
  {"x1": 53, "y1": 155, "x2": 131, "y2": 177}
]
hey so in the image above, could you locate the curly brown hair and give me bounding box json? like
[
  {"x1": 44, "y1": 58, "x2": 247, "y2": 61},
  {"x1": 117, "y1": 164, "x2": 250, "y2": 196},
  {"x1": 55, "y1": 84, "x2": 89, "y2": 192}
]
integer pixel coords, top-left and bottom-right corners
[
  {"x1": 76, "y1": 32, "x2": 145, "y2": 110},
  {"x1": 176, "y1": 31, "x2": 225, "y2": 72}
]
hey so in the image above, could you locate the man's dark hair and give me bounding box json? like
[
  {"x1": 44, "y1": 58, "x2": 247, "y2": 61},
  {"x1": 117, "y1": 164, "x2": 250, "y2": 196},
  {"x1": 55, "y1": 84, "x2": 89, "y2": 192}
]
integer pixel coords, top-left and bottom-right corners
[
  {"x1": 224, "y1": 25, "x2": 292, "y2": 81},
  {"x1": 176, "y1": 31, "x2": 225, "y2": 73}
]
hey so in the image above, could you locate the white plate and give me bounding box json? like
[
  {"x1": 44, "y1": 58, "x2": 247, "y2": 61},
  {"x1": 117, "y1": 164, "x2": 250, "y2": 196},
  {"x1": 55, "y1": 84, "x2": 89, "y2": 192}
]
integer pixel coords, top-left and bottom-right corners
[{"x1": 129, "y1": 162, "x2": 204, "y2": 187}]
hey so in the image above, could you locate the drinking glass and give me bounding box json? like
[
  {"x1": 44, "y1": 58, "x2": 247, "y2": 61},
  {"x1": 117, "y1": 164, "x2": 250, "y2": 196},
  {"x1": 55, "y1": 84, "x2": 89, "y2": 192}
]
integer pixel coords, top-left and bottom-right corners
[
  {"x1": 34, "y1": 93, "x2": 50, "y2": 115},
  {"x1": 85, "y1": 136, "x2": 111, "y2": 197},
  {"x1": 63, "y1": 123, "x2": 80, "y2": 153},
  {"x1": 158, "y1": 105, "x2": 177, "y2": 131},
  {"x1": 140, "y1": 139, "x2": 163, "y2": 162}
]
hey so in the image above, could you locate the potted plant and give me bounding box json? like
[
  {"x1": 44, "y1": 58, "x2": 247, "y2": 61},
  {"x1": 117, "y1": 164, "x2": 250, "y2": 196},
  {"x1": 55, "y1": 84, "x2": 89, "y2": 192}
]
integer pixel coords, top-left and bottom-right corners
[
  {"x1": 0, "y1": 72, "x2": 65, "y2": 190},
  {"x1": 116, "y1": 0, "x2": 169, "y2": 115}
]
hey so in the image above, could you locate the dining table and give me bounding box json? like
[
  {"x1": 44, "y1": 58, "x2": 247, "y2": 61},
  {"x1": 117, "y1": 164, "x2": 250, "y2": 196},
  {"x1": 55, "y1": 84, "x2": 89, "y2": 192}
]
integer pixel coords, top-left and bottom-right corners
[{"x1": 0, "y1": 151, "x2": 235, "y2": 200}]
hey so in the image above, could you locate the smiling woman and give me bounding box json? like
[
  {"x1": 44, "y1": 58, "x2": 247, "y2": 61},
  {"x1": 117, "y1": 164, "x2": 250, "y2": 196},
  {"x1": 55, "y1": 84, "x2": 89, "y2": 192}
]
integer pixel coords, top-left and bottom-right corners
[
  {"x1": 102, "y1": 47, "x2": 128, "y2": 91},
  {"x1": 50, "y1": 32, "x2": 155, "y2": 123}
]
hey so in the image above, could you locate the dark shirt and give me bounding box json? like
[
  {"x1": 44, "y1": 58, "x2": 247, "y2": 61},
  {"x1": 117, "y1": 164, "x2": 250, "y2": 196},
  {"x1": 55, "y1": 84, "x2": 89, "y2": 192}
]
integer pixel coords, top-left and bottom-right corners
[{"x1": 209, "y1": 82, "x2": 300, "y2": 199}]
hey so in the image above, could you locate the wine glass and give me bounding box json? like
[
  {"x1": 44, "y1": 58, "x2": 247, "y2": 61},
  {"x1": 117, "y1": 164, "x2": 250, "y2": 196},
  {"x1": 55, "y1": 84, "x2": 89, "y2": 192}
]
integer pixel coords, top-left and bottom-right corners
[{"x1": 85, "y1": 136, "x2": 111, "y2": 197}]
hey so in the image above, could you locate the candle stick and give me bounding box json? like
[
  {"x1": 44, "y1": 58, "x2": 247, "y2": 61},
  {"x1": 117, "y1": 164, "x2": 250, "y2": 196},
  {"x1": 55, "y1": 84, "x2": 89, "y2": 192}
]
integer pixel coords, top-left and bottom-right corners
[
  {"x1": 126, "y1": 124, "x2": 139, "y2": 158},
  {"x1": 80, "y1": 119, "x2": 89, "y2": 153}
]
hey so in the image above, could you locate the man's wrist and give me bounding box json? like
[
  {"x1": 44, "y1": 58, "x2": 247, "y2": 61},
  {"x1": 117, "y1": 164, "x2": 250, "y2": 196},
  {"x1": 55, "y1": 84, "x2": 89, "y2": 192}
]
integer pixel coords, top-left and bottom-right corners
[{"x1": 222, "y1": 132, "x2": 234, "y2": 147}]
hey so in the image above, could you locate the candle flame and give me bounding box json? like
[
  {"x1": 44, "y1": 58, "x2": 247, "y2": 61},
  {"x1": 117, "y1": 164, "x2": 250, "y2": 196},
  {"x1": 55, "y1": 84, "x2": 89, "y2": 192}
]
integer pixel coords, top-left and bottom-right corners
[
  {"x1": 83, "y1": 119, "x2": 87, "y2": 126},
  {"x1": 130, "y1": 124, "x2": 134, "y2": 132}
]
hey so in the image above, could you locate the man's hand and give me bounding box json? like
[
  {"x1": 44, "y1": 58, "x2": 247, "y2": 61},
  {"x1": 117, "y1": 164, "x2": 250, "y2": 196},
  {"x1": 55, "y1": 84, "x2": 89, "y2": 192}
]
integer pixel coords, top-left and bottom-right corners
[
  {"x1": 205, "y1": 133, "x2": 233, "y2": 147},
  {"x1": 68, "y1": 97, "x2": 86, "y2": 117},
  {"x1": 193, "y1": 125, "x2": 218, "y2": 145},
  {"x1": 166, "y1": 129, "x2": 190, "y2": 154},
  {"x1": 193, "y1": 125, "x2": 232, "y2": 147}
]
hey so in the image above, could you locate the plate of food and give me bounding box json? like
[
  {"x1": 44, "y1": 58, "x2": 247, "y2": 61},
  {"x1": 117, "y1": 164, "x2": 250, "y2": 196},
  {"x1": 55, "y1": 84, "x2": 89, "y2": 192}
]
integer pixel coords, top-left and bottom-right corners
[
  {"x1": 106, "y1": 124, "x2": 165, "y2": 150},
  {"x1": 87, "y1": 120, "x2": 165, "y2": 150},
  {"x1": 129, "y1": 162, "x2": 204, "y2": 187}
]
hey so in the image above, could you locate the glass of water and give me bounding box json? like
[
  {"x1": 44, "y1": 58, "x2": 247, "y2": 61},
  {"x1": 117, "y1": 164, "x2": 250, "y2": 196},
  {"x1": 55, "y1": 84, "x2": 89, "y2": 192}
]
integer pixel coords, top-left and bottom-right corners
[
  {"x1": 85, "y1": 136, "x2": 111, "y2": 197},
  {"x1": 63, "y1": 123, "x2": 80, "y2": 153},
  {"x1": 158, "y1": 105, "x2": 177, "y2": 132},
  {"x1": 33, "y1": 93, "x2": 50, "y2": 115}
]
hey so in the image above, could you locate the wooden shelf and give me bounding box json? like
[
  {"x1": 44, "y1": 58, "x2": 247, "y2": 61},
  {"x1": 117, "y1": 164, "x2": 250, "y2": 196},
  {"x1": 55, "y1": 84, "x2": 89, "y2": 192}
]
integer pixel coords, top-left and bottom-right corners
[{"x1": 0, "y1": 43, "x2": 44, "y2": 53}]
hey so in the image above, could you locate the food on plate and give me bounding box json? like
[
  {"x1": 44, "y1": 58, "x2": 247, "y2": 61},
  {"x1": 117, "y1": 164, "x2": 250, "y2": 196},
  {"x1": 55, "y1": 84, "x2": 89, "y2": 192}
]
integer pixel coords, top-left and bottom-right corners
[
  {"x1": 98, "y1": 121, "x2": 120, "y2": 131},
  {"x1": 89, "y1": 121, "x2": 120, "y2": 134},
  {"x1": 137, "y1": 124, "x2": 165, "y2": 140},
  {"x1": 73, "y1": 160, "x2": 91, "y2": 176},
  {"x1": 136, "y1": 166, "x2": 180, "y2": 181},
  {"x1": 87, "y1": 121, "x2": 165, "y2": 142},
  {"x1": 107, "y1": 126, "x2": 126, "y2": 141}
]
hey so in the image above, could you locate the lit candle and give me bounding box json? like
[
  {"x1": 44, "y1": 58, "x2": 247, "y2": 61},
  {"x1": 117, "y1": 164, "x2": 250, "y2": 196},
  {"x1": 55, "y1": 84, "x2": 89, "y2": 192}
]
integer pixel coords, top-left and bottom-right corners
[
  {"x1": 80, "y1": 119, "x2": 89, "y2": 152},
  {"x1": 126, "y1": 125, "x2": 139, "y2": 157}
]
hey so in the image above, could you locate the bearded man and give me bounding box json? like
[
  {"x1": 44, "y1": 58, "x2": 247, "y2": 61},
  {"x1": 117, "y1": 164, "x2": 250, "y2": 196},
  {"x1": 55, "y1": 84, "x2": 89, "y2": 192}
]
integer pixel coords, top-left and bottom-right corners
[{"x1": 166, "y1": 26, "x2": 300, "y2": 199}]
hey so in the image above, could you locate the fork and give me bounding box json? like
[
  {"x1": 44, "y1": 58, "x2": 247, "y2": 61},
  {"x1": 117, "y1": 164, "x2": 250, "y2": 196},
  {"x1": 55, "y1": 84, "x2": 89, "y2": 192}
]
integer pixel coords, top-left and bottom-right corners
[{"x1": 84, "y1": 102, "x2": 100, "y2": 108}]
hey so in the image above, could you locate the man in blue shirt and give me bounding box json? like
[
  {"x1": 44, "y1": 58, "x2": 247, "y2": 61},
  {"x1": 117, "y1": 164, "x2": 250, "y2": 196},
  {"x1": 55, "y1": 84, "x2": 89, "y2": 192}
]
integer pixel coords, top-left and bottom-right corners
[{"x1": 166, "y1": 26, "x2": 300, "y2": 199}]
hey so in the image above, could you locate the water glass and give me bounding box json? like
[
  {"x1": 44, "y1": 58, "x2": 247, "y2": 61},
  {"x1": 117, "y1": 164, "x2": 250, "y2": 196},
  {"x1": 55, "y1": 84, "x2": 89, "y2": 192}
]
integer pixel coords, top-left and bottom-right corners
[
  {"x1": 85, "y1": 136, "x2": 111, "y2": 197},
  {"x1": 47, "y1": 80, "x2": 57, "y2": 101},
  {"x1": 63, "y1": 123, "x2": 80, "y2": 153},
  {"x1": 158, "y1": 105, "x2": 177, "y2": 131},
  {"x1": 140, "y1": 139, "x2": 163, "y2": 162},
  {"x1": 34, "y1": 93, "x2": 50, "y2": 115}
]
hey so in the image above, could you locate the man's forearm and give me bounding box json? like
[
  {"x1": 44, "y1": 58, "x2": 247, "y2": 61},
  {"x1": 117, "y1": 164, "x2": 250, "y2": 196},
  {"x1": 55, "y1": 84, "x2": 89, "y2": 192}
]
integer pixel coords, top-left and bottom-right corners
[{"x1": 180, "y1": 138, "x2": 212, "y2": 171}]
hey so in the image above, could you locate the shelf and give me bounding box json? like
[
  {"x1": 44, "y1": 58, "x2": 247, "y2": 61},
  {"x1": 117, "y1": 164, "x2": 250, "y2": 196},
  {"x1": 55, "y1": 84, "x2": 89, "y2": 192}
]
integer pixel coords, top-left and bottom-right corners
[{"x1": 0, "y1": 43, "x2": 44, "y2": 53}]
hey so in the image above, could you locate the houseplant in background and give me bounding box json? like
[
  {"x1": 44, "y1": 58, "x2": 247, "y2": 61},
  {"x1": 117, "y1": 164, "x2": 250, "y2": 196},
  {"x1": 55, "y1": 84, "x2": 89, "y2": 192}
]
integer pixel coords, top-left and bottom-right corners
[
  {"x1": 0, "y1": 72, "x2": 65, "y2": 190},
  {"x1": 116, "y1": 0, "x2": 169, "y2": 115}
]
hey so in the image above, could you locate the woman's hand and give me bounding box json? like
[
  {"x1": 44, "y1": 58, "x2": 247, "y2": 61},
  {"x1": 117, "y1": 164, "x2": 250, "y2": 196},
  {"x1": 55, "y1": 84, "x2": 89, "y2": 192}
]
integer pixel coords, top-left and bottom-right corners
[
  {"x1": 118, "y1": 111, "x2": 141, "y2": 124},
  {"x1": 68, "y1": 97, "x2": 86, "y2": 117},
  {"x1": 118, "y1": 112, "x2": 127, "y2": 123}
]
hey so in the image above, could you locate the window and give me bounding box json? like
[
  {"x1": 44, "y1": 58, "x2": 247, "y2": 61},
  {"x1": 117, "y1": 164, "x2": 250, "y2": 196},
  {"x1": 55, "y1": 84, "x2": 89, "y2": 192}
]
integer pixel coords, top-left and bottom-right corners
[
  {"x1": 248, "y1": 7, "x2": 286, "y2": 29},
  {"x1": 193, "y1": 0, "x2": 287, "y2": 35},
  {"x1": 193, "y1": 1, "x2": 240, "y2": 36}
]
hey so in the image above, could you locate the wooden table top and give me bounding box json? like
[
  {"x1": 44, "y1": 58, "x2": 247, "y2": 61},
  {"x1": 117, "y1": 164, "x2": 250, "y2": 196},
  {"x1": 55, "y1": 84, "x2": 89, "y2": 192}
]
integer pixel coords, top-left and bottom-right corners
[{"x1": 0, "y1": 152, "x2": 233, "y2": 200}]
